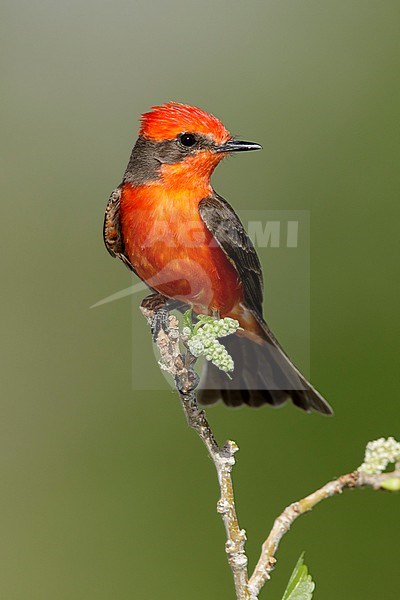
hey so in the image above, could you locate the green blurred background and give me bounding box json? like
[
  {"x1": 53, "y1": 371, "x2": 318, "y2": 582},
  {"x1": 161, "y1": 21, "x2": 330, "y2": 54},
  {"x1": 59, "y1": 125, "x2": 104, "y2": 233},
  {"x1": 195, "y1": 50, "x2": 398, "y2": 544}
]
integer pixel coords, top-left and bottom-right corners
[{"x1": 2, "y1": 1, "x2": 400, "y2": 598}]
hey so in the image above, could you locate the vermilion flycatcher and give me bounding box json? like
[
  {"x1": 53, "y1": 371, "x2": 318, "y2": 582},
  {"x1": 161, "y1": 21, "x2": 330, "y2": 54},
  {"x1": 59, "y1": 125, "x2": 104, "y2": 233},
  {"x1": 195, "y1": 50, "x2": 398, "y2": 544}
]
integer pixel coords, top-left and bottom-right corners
[{"x1": 104, "y1": 102, "x2": 332, "y2": 415}]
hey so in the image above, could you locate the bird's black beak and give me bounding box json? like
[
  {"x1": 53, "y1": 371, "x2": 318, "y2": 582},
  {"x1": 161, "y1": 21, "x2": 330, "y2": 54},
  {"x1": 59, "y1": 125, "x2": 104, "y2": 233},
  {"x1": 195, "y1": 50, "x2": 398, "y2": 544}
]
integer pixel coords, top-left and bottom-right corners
[{"x1": 214, "y1": 139, "x2": 263, "y2": 153}]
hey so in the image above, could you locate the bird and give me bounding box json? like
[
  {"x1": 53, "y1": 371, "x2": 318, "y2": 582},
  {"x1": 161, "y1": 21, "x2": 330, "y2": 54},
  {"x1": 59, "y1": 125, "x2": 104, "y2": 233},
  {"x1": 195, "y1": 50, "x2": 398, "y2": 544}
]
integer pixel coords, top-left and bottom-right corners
[{"x1": 104, "y1": 101, "x2": 332, "y2": 415}]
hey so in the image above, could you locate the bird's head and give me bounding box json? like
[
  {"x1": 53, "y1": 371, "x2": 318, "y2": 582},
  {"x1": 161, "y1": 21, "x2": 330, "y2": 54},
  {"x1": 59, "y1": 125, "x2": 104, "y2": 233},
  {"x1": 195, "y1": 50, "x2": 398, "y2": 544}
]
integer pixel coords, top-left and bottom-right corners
[{"x1": 124, "y1": 102, "x2": 262, "y2": 190}]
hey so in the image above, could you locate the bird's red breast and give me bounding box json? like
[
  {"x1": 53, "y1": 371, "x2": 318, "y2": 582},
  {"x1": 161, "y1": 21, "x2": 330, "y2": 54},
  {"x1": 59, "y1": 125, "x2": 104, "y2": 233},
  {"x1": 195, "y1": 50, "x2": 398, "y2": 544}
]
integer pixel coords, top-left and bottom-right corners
[{"x1": 119, "y1": 180, "x2": 245, "y2": 317}]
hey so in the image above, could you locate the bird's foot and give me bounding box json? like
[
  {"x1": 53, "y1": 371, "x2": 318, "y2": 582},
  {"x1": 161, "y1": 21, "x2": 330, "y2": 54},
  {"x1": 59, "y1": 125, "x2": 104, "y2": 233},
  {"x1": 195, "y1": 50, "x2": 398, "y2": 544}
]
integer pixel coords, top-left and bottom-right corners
[
  {"x1": 150, "y1": 308, "x2": 170, "y2": 341},
  {"x1": 141, "y1": 292, "x2": 168, "y2": 313},
  {"x1": 140, "y1": 293, "x2": 170, "y2": 341}
]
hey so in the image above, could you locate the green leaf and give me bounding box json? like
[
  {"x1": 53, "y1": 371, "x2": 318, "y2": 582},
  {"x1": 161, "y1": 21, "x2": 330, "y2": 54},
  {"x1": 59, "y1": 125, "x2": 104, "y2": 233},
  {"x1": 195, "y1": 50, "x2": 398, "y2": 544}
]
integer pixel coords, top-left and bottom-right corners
[
  {"x1": 193, "y1": 313, "x2": 217, "y2": 334},
  {"x1": 282, "y1": 553, "x2": 315, "y2": 600},
  {"x1": 196, "y1": 314, "x2": 216, "y2": 324},
  {"x1": 182, "y1": 309, "x2": 193, "y2": 332},
  {"x1": 380, "y1": 477, "x2": 400, "y2": 492}
]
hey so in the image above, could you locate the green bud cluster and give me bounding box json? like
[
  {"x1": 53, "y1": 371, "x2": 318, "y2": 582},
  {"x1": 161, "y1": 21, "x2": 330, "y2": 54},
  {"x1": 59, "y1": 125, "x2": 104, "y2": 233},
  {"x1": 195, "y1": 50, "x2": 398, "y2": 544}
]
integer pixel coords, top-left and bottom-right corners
[
  {"x1": 184, "y1": 315, "x2": 239, "y2": 374},
  {"x1": 358, "y1": 436, "x2": 400, "y2": 475}
]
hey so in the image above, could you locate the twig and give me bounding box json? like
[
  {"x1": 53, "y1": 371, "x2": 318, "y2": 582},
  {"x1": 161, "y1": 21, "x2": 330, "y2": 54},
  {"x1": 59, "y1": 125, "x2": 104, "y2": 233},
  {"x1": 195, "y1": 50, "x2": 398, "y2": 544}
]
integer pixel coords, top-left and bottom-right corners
[
  {"x1": 247, "y1": 468, "x2": 400, "y2": 596},
  {"x1": 140, "y1": 299, "x2": 399, "y2": 600},
  {"x1": 140, "y1": 302, "x2": 252, "y2": 600}
]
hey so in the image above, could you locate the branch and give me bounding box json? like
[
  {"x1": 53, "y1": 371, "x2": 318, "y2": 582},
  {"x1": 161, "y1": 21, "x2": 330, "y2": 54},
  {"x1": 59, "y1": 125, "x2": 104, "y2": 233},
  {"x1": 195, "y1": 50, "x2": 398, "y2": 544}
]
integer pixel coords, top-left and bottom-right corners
[
  {"x1": 248, "y1": 468, "x2": 400, "y2": 596},
  {"x1": 140, "y1": 298, "x2": 400, "y2": 600},
  {"x1": 140, "y1": 301, "x2": 252, "y2": 600}
]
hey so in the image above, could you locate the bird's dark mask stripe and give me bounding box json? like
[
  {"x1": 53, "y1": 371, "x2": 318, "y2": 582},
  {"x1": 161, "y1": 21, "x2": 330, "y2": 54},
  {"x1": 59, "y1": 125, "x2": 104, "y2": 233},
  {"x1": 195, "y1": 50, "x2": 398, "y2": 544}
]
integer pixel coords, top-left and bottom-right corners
[{"x1": 123, "y1": 134, "x2": 215, "y2": 184}]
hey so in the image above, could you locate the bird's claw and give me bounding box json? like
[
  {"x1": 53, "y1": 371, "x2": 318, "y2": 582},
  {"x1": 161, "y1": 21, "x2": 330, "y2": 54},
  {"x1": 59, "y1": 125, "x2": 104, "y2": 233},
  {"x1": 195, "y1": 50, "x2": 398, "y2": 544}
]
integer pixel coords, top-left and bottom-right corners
[
  {"x1": 150, "y1": 308, "x2": 170, "y2": 341},
  {"x1": 141, "y1": 293, "x2": 167, "y2": 313}
]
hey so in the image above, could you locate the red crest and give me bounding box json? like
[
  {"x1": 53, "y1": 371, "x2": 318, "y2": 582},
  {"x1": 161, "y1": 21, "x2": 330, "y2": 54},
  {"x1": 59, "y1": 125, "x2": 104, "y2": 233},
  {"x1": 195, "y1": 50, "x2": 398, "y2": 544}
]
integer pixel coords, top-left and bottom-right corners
[{"x1": 139, "y1": 101, "x2": 231, "y2": 144}]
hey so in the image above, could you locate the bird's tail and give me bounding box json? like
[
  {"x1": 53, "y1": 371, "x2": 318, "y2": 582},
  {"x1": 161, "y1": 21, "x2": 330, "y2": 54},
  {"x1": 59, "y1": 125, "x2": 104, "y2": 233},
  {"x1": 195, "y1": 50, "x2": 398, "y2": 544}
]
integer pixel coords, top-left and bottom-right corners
[{"x1": 198, "y1": 320, "x2": 333, "y2": 415}]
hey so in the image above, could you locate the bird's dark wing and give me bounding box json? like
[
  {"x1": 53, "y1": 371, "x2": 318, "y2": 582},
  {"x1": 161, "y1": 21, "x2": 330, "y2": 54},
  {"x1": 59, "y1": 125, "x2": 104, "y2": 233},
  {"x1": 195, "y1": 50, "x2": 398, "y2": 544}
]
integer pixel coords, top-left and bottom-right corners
[
  {"x1": 198, "y1": 193, "x2": 264, "y2": 320},
  {"x1": 103, "y1": 187, "x2": 137, "y2": 273}
]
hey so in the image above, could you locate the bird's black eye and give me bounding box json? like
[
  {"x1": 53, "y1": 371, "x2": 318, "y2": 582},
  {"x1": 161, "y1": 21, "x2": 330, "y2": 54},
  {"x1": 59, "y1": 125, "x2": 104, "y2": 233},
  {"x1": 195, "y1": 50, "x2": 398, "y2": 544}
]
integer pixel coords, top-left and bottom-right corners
[{"x1": 179, "y1": 133, "x2": 197, "y2": 147}]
